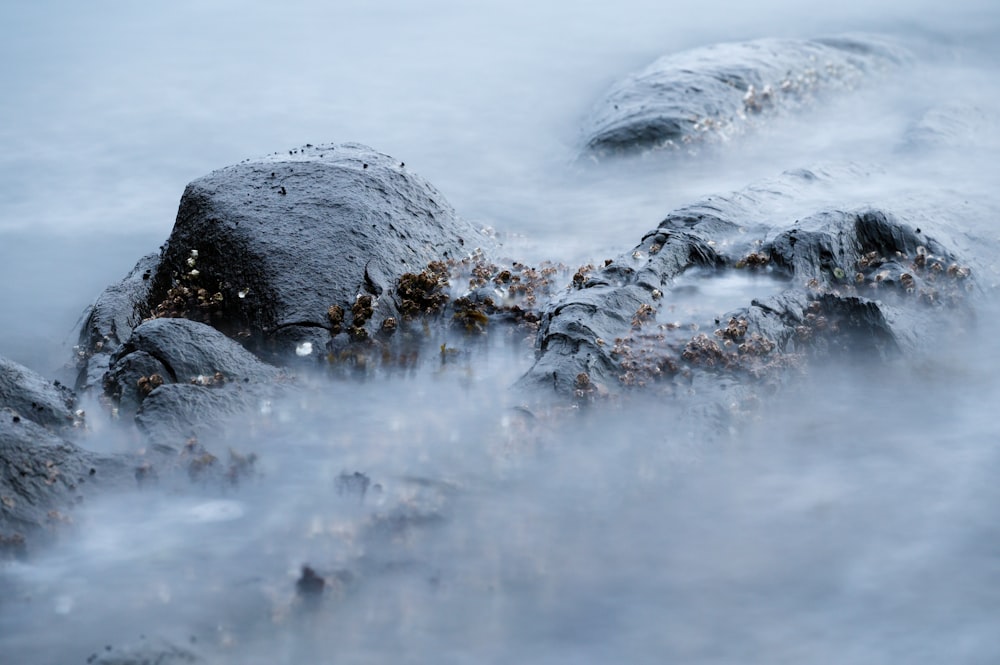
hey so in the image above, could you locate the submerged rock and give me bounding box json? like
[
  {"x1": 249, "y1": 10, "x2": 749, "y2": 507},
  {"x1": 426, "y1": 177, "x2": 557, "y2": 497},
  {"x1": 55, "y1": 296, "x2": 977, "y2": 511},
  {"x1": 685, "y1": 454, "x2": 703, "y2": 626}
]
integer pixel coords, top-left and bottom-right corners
[
  {"x1": 900, "y1": 101, "x2": 1000, "y2": 152},
  {"x1": 584, "y1": 34, "x2": 910, "y2": 157},
  {"x1": 1, "y1": 355, "x2": 133, "y2": 555},
  {"x1": 519, "y1": 167, "x2": 976, "y2": 397},
  {"x1": 105, "y1": 317, "x2": 283, "y2": 420}
]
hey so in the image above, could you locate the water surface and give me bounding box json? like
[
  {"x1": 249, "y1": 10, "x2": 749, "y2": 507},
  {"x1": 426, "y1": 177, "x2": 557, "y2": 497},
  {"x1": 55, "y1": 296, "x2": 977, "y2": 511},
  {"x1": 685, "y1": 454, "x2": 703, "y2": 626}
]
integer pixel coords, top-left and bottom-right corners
[{"x1": 1, "y1": 1, "x2": 999, "y2": 663}]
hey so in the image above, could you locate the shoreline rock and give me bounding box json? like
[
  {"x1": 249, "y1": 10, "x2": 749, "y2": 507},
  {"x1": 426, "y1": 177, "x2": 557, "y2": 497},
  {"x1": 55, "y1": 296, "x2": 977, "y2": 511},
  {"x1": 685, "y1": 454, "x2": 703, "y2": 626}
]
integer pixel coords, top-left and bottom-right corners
[
  {"x1": 584, "y1": 33, "x2": 910, "y2": 157},
  {"x1": 518, "y1": 166, "x2": 978, "y2": 398}
]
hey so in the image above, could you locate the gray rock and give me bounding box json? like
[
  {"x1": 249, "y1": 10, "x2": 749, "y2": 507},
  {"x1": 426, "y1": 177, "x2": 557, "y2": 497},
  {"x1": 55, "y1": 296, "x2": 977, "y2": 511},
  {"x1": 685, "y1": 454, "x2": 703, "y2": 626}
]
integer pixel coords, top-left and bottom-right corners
[
  {"x1": 584, "y1": 34, "x2": 910, "y2": 157},
  {"x1": 1, "y1": 355, "x2": 133, "y2": 554},
  {"x1": 104, "y1": 317, "x2": 285, "y2": 437},
  {"x1": 91, "y1": 638, "x2": 201, "y2": 665},
  {"x1": 75, "y1": 253, "x2": 160, "y2": 391},
  {"x1": 135, "y1": 382, "x2": 282, "y2": 447},
  {"x1": 145, "y1": 142, "x2": 494, "y2": 359},
  {"x1": 518, "y1": 167, "x2": 976, "y2": 396},
  {"x1": 0, "y1": 355, "x2": 78, "y2": 429},
  {"x1": 1, "y1": 407, "x2": 131, "y2": 555}
]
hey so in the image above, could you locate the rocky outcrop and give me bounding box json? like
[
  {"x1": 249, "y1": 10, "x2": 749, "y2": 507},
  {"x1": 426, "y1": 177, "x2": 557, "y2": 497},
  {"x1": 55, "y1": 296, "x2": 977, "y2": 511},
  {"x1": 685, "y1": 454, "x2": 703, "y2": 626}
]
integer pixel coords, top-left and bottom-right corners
[
  {"x1": 1, "y1": 356, "x2": 132, "y2": 557},
  {"x1": 518, "y1": 167, "x2": 975, "y2": 397},
  {"x1": 584, "y1": 34, "x2": 910, "y2": 157},
  {"x1": 75, "y1": 253, "x2": 159, "y2": 392},
  {"x1": 146, "y1": 142, "x2": 493, "y2": 361},
  {"x1": 75, "y1": 143, "x2": 496, "y2": 386},
  {"x1": 104, "y1": 317, "x2": 283, "y2": 421}
]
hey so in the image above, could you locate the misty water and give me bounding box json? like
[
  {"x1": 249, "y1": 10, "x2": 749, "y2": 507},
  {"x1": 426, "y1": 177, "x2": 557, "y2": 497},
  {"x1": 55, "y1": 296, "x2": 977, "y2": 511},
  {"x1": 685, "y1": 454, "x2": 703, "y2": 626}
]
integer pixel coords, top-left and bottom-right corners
[{"x1": 2, "y1": 1, "x2": 1000, "y2": 663}]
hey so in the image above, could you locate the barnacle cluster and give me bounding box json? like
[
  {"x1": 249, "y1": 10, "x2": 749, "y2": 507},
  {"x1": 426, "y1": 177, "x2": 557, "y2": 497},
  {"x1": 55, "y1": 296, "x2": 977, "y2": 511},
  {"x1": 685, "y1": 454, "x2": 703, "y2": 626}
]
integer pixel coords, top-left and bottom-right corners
[
  {"x1": 151, "y1": 249, "x2": 229, "y2": 324},
  {"x1": 734, "y1": 252, "x2": 770, "y2": 269},
  {"x1": 846, "y1": 245, "x2": 972, "y2": 305},
  {"x1": 397, "y1": 260, "x2": 450, "y2": 319}
]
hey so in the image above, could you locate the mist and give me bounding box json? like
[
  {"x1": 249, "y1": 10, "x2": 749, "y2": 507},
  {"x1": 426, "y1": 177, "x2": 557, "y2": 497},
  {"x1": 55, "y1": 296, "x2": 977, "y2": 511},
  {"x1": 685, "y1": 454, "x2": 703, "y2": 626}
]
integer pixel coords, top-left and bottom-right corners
[{"x1": 2, "y1": 1, "x2": 999, "y2": 663}]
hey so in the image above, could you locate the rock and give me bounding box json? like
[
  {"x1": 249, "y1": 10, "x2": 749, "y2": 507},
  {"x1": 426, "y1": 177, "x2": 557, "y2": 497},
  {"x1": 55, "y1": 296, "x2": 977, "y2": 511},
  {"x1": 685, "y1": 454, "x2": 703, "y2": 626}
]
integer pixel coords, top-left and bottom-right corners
[
  {"x1": 98, "y1": 318, "x2": 288, "y2": 448},
  {"x1": 75, "y1": 253, "x2": 160, "y2": 391},
  {"x1": 518, "y1": 167, "x2": 977, "y2": 396},
  {"x1": 74, "y1": 143, "x2": 495, "y2": 387},
  {"x1": 134, "y1": 382, "x2": 282, "y2": 448},
  {"x1": 144, "y1": 142, "x2": 494, "y2": 360},
  {"x1": 1, "y1": 355, "x2": 133, "y2": 554},
  {"x1": 1, "y1": 407, "x2": 132, "y2": 556},
  {"x1": 583, "y1": 34, "x2": 910, "y2": 157},
  {"x1": 105, "y1": 317, "x2": 283, "y2": 418},
  {"x1": 1, "y1": 355, "x2": 79, "y2": 429},
  {"x1": 89, "y1": 638, "x2": 201, "y2": 665}
]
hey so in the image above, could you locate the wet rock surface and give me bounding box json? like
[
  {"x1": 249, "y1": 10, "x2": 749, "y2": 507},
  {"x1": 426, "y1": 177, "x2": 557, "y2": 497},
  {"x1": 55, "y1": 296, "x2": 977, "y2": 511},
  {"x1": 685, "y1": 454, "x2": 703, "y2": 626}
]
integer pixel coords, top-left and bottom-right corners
[
  {"x1": 519, "y1": 166, "x2": 978, "y2": 398},
  {"x1": 75, "y1": 143, "x2": 496, "y2": 384},
  {"x1": 584, "y1": 34, "x2": 910, "y2": 157},
  {"x1": 1, "y1": 355, "x2": 132, "y2": 555},
  {"x1": 75, "y1": 253, "x2": 160, "y2": 392},
  {"x1": 105, "y1": 317, "x2": 283, "y2": 421},
  {"x1": 145, "y1": 142, "x2": 494, "y2": 359},
  {"x1": 1, "y1": 410, "x2": 131, "y2": 557},
  {"x1": 1, "y1": 355, "x2": 79, "y2": 430}
]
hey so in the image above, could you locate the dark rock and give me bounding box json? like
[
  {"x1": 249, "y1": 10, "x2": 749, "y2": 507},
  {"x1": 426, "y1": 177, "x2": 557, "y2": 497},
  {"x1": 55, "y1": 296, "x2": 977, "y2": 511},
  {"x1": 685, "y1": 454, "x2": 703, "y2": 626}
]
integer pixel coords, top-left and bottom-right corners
[
  {"x1": 0, "y1": 355, "x2": 78, "y2": 429},
  {"x1": 518, "y1": 167, "x2": 977, "y2": 396},
  {"x1": 584, "y1": 34, "x2": 910, "y2": 157},
  {"x1": 1, "y1": 407, "x2": 131, "y2": 555},
  {"x1": 98, "y1": 318, "x2": 288, "y2": 446},
  {"x1": 91, "y1": 638, "x2": 201, "y2": 665},
  {"x1": 75, "y1": 253, "x2": 160, "y2": 391},
  {"x1": 144, "y1": 142, "x2": 494, "y2": 361},
  {"x1": 336, "y1": 471, "x2": 371, "y2": 501},
  {"x1": 105, "y1": 317, "x2": 283, "y2": 418},
  {"x1": 134, "y1": 382, "x2": 282, "y2": 448},
  {"x1": 296, "y1": 565, "x2": 326, "y2": 597},
  {"x1": 1, "y1": 354, "x2": 133, "y2": 554}
]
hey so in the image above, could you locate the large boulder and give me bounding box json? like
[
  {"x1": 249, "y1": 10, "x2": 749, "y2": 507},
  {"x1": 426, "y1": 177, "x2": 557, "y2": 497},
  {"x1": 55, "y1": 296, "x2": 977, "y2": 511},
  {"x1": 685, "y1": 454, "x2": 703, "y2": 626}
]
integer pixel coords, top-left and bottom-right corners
[
  {"x1": 583, "y1": 34, "x2": 910, "y2": 157},
  {"x1": 146, "y1": 142, "x2": 493, "y2": 359},
  {"x1": 75, "y1": 143, "x2": 496, "y2": 386},
  {"x1": 518, "y1": 166, "x2": 977, "y2": 397}
]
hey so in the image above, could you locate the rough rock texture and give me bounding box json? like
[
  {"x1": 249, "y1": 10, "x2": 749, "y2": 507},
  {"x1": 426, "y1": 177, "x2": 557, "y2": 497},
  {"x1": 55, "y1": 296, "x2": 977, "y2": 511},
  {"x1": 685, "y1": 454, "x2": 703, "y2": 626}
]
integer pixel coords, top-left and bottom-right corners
[
  {"x1": 1, "y1": 355, "x2": 79, "y2": 429},
  {"x1": 2, "y1": 356, "x2": 134, "y2": 555},
  {"x1": 519, "y1": 167, "x2": 975, "y2": 396},
  {"x1": 584, "y1": 34, "x2": 910, "y2": 157},
  {"x1": 135, "y1": 382, "x2": 283, "y2": 447},
  {"x1": 105, "y1": 318, "x2": 283, "y2": 417},
  {"x1": 1, "y1": 407, "x2": 131, "y2": 556},
  {"x1": 74, "y1": 143, "x2": 495, "y2": 389},
  {"x1": 75, "y1": 253, "x2": 159, "y2": 391},
  {"x1": 146, "y1": 142, "x2": 494, "y2": 359}
]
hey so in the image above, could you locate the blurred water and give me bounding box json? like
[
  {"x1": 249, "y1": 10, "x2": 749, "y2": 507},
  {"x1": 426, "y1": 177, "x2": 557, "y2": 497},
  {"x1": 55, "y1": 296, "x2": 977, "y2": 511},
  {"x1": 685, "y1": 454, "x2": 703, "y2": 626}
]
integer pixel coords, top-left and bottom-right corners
[{"x1": 1, "y1": 1, "x2": 999, "y2": 663}]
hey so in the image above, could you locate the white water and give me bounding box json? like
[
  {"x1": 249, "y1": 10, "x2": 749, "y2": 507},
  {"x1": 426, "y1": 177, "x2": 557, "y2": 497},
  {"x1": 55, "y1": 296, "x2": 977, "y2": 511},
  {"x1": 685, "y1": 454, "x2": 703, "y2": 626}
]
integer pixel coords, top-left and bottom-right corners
[{"x1": 2, "y1": 1, "x2": 999, "y2": 663}]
